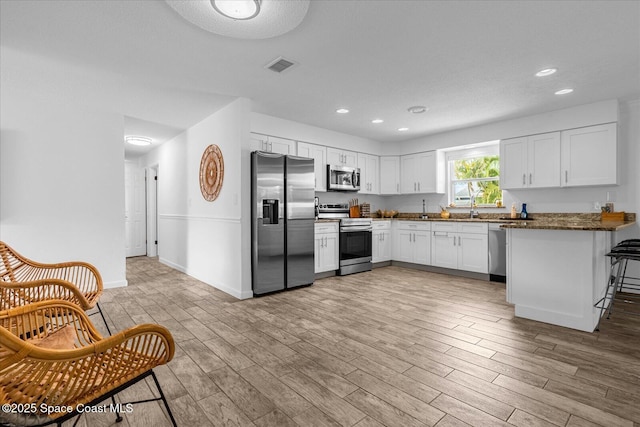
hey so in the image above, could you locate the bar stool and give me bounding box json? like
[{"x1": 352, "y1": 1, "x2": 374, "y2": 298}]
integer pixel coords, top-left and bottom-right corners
[{"x1": 595, "y1": 239, "x2": 640, "y2": 330}]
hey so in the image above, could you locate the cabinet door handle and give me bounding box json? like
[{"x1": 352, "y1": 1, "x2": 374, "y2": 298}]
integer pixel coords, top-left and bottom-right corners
[
  {"x1": 397, "y1": 183, "x2": 399, "y2": 192},
  {"x1": 565, "y1": 170, "x2": 568, "y2": 183},
  {"x1": 458, "y1": 236, "x2": 461, "y2": 246},
  {"x1": 453, "y1": 236, "x2": 456, "y2": 246},
  {"x1": 529, "y1": 173, "x2": 532, "y2": 185},
  {"x1": 414, "y1": 182, "x2": 417, "y2": 191},
  {"x1": 523, "y1": 174, "x2": 526, "y2": 185}
]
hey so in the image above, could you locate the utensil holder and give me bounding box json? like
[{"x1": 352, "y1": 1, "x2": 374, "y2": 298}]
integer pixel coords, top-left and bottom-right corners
[{"x1": 350, "y1": 206, "x2": 360, "y2": 218}]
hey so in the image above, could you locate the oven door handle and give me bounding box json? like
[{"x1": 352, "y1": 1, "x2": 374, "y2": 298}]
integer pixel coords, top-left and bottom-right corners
[{"x1": 340, "y1": 226, "x2": 373, "y2": 232}]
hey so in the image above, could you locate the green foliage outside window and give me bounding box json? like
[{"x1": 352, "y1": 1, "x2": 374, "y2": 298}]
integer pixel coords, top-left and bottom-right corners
[{"x1": 452, "y1": 156, "x2": 502, "y2": 205}]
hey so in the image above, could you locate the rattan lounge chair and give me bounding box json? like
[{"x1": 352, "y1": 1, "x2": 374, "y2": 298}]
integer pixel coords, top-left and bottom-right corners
[
  {"x1": 0, "y1": 241, "x2": 111, "y2": 334},
  {"x1": 0, "y1": 299, "x2": 176, "y2": 427}
]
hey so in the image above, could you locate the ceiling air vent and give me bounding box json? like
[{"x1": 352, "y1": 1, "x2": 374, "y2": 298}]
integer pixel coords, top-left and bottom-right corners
[{"x1": 265, "y1": 56, "x2": 296, "y2": 73}]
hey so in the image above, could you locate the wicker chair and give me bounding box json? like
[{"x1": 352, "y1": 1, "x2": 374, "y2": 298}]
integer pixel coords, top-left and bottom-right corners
[
  {"x1": 0, "y1": 300, "x2": 176, "y2": 427},
  {"x1": 0, "y1": 241, "x2": 111, "y2": 334}
]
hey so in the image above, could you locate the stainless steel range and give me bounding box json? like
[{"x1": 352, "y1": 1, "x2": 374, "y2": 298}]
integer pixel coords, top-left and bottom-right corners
[
  {"x1": 318, "y1": 203, "x2": 372, "y2": 276},
  {"x1": 338, "y1": 217, "x2": 372, "y2": 275}
]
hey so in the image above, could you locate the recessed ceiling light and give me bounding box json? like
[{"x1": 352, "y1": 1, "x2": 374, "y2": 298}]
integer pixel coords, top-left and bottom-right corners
[
  {"x1": 555, "y1": 88, "x2": 574, "y2": 95},
  {"x1": 407, "y1": 106, "x2": 428, "y2": 114},
  {"x1": 125, "y1": 136, "x2": 153, "y2": 146},
  {"x1": 398, "y1": 127, "x2": 409, "y2": 132},
  {"x1": 210, "y1": 0, "x2": 261, "y2": 20},
  {"x1": 371, "y1": 119, "x2": 384, "y2": 124},
  {"x1": 336, "y1": 108, "x2": 349, "y2": 114},
  {"x1": 535, "y1": 68, "x2": 557, "y2": 77}
]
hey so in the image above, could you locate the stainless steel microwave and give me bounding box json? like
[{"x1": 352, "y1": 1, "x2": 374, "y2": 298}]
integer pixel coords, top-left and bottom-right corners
[{"x1": 327, "y1": 164, "x2": 360, "y2": 191}]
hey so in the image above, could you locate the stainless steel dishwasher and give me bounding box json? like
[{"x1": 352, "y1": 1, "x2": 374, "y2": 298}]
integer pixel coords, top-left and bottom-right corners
[{"x1": 488, "y1": 223, "x2": 506, "y2": 282}]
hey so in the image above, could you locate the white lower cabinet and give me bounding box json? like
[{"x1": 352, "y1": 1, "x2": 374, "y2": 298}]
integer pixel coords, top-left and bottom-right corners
[
  {"x1": 393, "y1": 221, "x2": 431, "y2": 265},
  {"x1": 431, "y1": 222, "x2": 488, "y2": 273},
  {"x1": 315, "y1": 222, "x2": 339, "y2": 273},
  {"x1": 372, "y1": 220, "x2": 391, "y2": 263}
]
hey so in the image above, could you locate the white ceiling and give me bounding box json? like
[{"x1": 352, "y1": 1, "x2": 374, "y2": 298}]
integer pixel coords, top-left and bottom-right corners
[{"x1": 1, "y1": 0, "x2": 639, "y2": 157}]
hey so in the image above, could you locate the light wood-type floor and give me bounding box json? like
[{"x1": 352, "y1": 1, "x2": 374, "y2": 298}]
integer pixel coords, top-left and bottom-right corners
[{"x1": 77, "y1": 257, "x2": 640, "y2": 427}]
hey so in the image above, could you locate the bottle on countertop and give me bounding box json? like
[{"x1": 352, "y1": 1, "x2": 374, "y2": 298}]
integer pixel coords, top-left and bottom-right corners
[
  {"x1": 510, "y1": 203, "x2": 517, "y2": 219},
  {"x1": 521, "y1": 203, "x2": 528, "y2": 219}
]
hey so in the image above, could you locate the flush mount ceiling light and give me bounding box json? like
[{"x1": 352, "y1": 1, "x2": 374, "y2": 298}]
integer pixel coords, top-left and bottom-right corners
[
  {"x1": 211, "y1": 0, "x2": 260, "y2": 20},
  {"x1": 535, "y1": 68, "x2": 557, "y2": 77},
  {"x1": 125, "y1": 136, "x2": 153, "y2": 146},
  {"x1": 336, "y1": 108, "x2": 350, "y2": 114},
  {"x1": 371, "y1": 119, "x2": 384, "y2": 124},
  {"x1": 407, "y1": 106, "x2": 428, "y2": 114},
  {"x1": 555, "y1": 88, "x2": 574, "y2": 95},
  {"x1": 165, "y1": 0, "x2": 310, "y2": 40},
  {"x1": 398, "y1": 127, "x2": 409, "y2": 132}
]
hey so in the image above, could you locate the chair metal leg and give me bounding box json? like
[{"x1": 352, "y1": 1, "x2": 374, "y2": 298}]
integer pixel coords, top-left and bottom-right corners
[
  {"x1": 596, "y1": 257, "x2": 622, "y2": 330},
  {"x1": 151, "y1": 370, "x2": 177, "y2": 427},
  {"x1": 96, "y1": 302, "x2": 113, "y2": 335},
  {"x1": 112, "y1": 395, "x2": 123, "y2": 423},
  {"x1": 606, "y1": 260, "x2": 623, "y2": 318}
]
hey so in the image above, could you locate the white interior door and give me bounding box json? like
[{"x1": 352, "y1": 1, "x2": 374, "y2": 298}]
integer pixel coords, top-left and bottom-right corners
[{"x1": 125, "y1": 162, "x2": 146, "y2": 257}]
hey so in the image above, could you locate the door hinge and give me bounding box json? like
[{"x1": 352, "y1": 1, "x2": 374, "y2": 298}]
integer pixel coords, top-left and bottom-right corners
[
  {"x1": 155, "y1": 176, "x2": 158, "y2": 181},
  {"x1": 155, "y1": 240, "x2": 158, "y2": 245}
]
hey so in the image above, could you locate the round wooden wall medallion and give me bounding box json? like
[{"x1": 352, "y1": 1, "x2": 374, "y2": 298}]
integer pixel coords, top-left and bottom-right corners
[{"x1": 199, "y1": 144, "x2": 224, "y2": 202}]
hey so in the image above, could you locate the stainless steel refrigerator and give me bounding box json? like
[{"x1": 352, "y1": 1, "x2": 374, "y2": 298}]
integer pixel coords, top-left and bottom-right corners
[{"x1": 251, "y1": 151, "x2": 315, "y2": 296}]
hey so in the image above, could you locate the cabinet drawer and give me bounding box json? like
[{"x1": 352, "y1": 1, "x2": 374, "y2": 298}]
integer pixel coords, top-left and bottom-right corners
[
  {"x1": 458, "y1": 222, "x2": 488, "y2": 234},
  {"x1": 315, "y1": 222, "x2": 339, "y2": 233},
  {"x1": 396, "y1": 221, "x2": 430, "y2": 231},
  {"x1": 372, "y1": 220, "x2": 391, "y2": 230},
  {"x1": 431, "y1": 222, "x2": 457, "y2": 233}
]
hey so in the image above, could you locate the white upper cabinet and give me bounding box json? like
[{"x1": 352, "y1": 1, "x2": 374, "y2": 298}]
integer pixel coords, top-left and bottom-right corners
[
  {"x1": 297, "y1": 142, "x2": 327, "y2": 192},
  {"x1": 500, "y1": 132, "x2": 560, "y2": 189},
  {"x1": 357, "y1": 153, "x2": 379, "y2": 194},
  {"x1": 561, "y1": 123, "x2": 617, "y2": 187},
  {"x1": 250, "y1": 134, "x2": 296, "y2": 155},
  {"x1": 400, "y1": 151, "x2": 443, "y2": 194},
  {"x1": 327, "y1": 147, "x2": 358, "y2": 169},
  {"x1": 379, "y1": 156, "x2": 400, "y2": 195}
]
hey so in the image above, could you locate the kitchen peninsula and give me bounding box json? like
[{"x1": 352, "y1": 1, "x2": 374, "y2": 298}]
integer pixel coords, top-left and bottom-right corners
[{"x1": 503, "y1": 215, "x2": 636, "y2": 332}]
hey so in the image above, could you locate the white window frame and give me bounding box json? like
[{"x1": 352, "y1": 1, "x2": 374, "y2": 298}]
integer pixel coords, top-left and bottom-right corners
[{"x1": 446, "y1": 142, "x2": 500, "y2": 207}]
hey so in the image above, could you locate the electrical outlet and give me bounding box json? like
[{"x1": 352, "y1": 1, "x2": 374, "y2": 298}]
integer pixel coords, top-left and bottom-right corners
[{"x1": 594, "y1": 201, "x2": 601, "y2": 211}]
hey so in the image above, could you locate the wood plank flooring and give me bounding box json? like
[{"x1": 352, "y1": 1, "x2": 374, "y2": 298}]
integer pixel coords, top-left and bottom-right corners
[{"x1": 74, "y1": 257, "x2": 640, "y2": 427}]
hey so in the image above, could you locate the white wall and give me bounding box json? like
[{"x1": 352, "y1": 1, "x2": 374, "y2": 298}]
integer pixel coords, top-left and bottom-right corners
[
  {"x1": 140, "y1": 98, "x2": 252, "y2": 299},
  {"x1": 251, "y1": 112, "x2": 389, "y2": 212},
  {"x1": 383, "y1": 99, "x2": 640, "y2": 215},
  {"x1": 251, "y1": 113, "x2": 385, "y2": 155},
  {"x1": 0, "y1": 92, "x2": 127, "y2": 287},
  {"x1": 251, "y1": 100, "x2": 638, "y2": 217}
]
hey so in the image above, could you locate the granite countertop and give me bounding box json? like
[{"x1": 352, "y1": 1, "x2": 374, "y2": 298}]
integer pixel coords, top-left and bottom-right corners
[
  {"x1": 368, "y1": 212, "x2": 636, "y2": 231},
  {"x1": 500, "y1": 220, "x2": 635, "y2": 231},
  {"x1": 315, "y1": 219, "x2": 340, "y2": 223}
]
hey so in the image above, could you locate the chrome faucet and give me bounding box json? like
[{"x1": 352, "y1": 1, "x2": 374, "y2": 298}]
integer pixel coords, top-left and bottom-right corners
[
  {"x1": 470, "y1": 194, "x2": 478, "y2": 218},
  {"x1": 421, "y1": 199, "x2": 428, "y2": 219}
]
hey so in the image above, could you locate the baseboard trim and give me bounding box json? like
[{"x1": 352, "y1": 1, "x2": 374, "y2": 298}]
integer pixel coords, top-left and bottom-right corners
[
  {"x1": 158, "y1": 257, "x2": 250, "y2": 300},
  {"x1": 103, "y1": 279, "x2": 128, "y2": 289}
]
